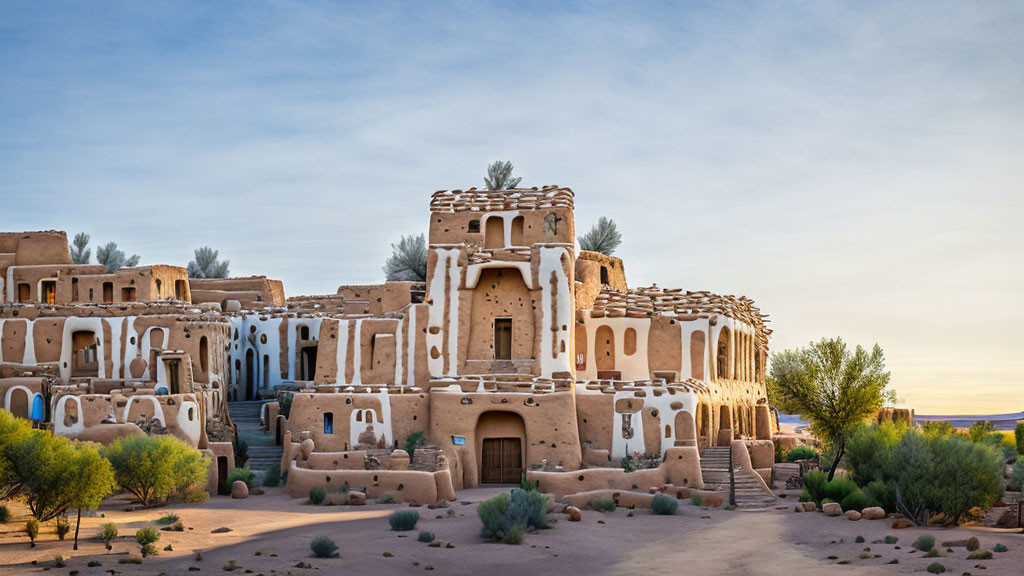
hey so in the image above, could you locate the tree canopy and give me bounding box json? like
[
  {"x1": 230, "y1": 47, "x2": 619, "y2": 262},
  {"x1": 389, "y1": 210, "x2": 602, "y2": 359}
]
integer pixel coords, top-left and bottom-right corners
[
  {"x1": 96, "y1": 241, "x2": 140, "y2": 273},
  {"x1": 70, "y1": 233, "x2": 91, "y2": 264},
  {"x1": 383, "y1": 234, "x2": 427, "y2": 282},
  {"x1": 0, "y1": 409, "x2": 34, "y2": 501},
  {"x1": 102, "y1": 435, "x2": 208, "y2": 507},
  {"x1": 484, "y1": 160, "x2": 522, "y2": 190},
  {"x1": 578, "y1": 216, "x2": 622, "y2": 255},
  {"x1": 187, "y1": 246, "x2": 230, "y2": 278},
  {"x1": 768, "y1": 337, "x2": 892, "y2": 480}
]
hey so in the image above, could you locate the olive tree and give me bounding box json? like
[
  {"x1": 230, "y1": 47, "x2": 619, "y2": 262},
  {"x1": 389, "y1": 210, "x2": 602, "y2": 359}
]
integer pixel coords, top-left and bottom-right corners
[
  {"x1": 102, "y1": 435, "x2": 209, "y2": 507},
  {"x1": 768, "y1": 338, "x2": 892, "y2": 481}
]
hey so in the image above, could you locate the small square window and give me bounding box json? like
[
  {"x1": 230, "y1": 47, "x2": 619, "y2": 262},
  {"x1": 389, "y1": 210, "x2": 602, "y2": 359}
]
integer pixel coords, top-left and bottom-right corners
[{"x1": 468, "y1": 220, "x2": 481, "y2": 233}]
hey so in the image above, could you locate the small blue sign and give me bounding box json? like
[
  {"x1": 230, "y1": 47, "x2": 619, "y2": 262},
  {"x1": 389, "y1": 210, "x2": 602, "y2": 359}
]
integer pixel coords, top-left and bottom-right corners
[{"x1": 451, "y1": 435, "x2": 466, "y2": 446}]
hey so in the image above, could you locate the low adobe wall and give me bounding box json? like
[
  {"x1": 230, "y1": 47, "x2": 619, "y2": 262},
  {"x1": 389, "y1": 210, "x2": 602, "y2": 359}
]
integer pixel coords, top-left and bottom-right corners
[
  {"x1": 285, "y1": 462, "x2": 455, "y2": 505},
  {"x1": 526, "y1": 446, "x2": 702, "y2": 499}
]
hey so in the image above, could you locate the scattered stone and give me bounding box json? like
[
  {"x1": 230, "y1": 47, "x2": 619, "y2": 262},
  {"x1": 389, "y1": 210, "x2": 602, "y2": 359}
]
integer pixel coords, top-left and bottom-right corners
[
  {"x1": 212, "y1": 527, "x2": 233, "y2": 533},
  {"x1": 802, "y1": 502, "x2": 817, "y2": 512},
  {"x1": 348, "y1": 491, "x2": 367, "y2": 506},
  {"x1": 845, "y1": 510, "x2": 862, "y2": 521},
  {"x1": 822, "y1": 502, "x2": 842, "y2": 517},
  {"x1": 231, "y1": 481, "x2": 249, "y2": 499},
  {"x1": 942, "y1": 537, "x2": 980, "y2": 551},
  {"x1": 861, "y1": 507, "x2": 885, "y2": 520},
  {"x1": 891, "y1": 518, "x2": 915, "y2": 529}
]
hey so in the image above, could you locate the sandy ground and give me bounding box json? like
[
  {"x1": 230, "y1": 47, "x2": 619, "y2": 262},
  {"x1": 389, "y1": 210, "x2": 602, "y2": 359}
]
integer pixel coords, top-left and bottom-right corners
[{"x1": 1, "y1": 488, "x2": 1021, "y2": 576}]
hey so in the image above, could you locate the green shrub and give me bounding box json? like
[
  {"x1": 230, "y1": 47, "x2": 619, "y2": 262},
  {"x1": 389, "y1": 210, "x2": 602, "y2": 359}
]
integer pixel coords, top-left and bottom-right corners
[
  {"x1": 590, "y1": 498, "x2": 616, "y2": 512},
  {"x1": 913, "y1": 534, "x2": 935, "y2": 552},
  {"x1": 54, "y1": 554, "x2": 66, "y2": 567},
  {"x1": 519, "y1": 474, "x2": 538, "y2": 492},
  {"x1": 773, "y1": 440, "x2": 787, "y2": 463},
  {"x1": 503, "y1": 489, "x2": 548, "y2": 532},
  {"x1": 405, "y1": 431, "x2": 426, "y2": 455},
  {"x1": 103, "y1": 435, "x2": 208, "y2": 507},
  {"x1": 277, "y1": 391, "x2": 293, "y2": 418},
  {"x1": 0, "y1": 505, "x2": 9, "y2": 523},
  {"x1": 226, "y1": 467, "x2": 255, "y2": 489},
  {"x1": 968, "y1": 550, "x2": 993, "y2": 560},
  {"x1": 691, "y1": 494, "x2": 702, "y2": 506},
  {"x1": 650, "y1": 494, "x2": 678, "y2": 515},
  {"x1": 377, "y1": 494, "x2": 394, "y2": 504},
  {"x1": 883, "y1": 535, "x2": 898, "y2": 544},
  {"x1": 417, "y1": 531, "x2": 435, "y2": 543},
  {"x1": 994, "y1": 543, "x2": 1008, "y2": 553},
  {"x1": 55, "y1": 515, "x2": 70, "y2": 540},
  {"x1": 845, "y1": 422, "x2": 905, "y2": 486},
  {"x1": 1016, "y1": 422, "x2": 1024, "y2": 455},
  {"x1": 968, "y1": 421, "x2": 996, "y2": 443},
  {"x1": 501, "y1": 525, "x2": 524, "y2": 545},
  {"x1": 839, "y1": 490, "x2": 871, "y2": 513},
  {"x1": 136, "y1": 527, "x2": 160, "y2": 557},
  {"x1": 862, "y1": 480, "x2": 896, "y2": 513},
  {"x1": 310, "y1": 536, "x2": 338, "y2": 558},
  {"x1": 308, "y1": 486, "x2": 326, "y2": 505},
  {"x1": 102, "y1": 522, "x2": 118, "y2": 549},
  {"x1": 478, "y1": 493, "x2": 510, "y2": 539},
  {"x1": 921, "y1": 421, "x2": 954, "y2": 438},
  {"x1": 155, "y1": 514, "x2": 180, "y2": 525},
  {"x1": 25, "y1": 519, "x2": 39, "y2": 547},
  {"x1": 923, "y1": 549, "x2": 940, "y2": 558},
  {"x1": 822, "y1": 475, "x2": 858, "y2": 504},
  {"x1": 802, "y1": 470, "x2": 828, "y2": 503},
  {"x1": 1012, "y1": 461, "x2": 1024, "y2": 490},
  {"x1": 785, "y1": 446, "x2": 819, "y2": 462},
  {"x1": 262, "y1": 464, "x2": 281, "y2": 488},
  {"x1": 389, "y1": 510, "x2": 419, "y2": 531},
  {"x1": 926, "y1": 562, "x2": 946, "y2": 574},
  {"x1": 855, "y1": 535, "x2": 864, "y2": 543}
]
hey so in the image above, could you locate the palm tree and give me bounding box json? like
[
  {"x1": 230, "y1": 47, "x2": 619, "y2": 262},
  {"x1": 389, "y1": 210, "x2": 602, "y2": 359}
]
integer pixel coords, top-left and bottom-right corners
[
  {"x1": 484, "y1": 160, "x2": 522, "y2": 190},
  {"x1": 187, "y1": 246, "x2": 230, "y2": 278},
  {"x1": 578, "y1": 217, "x2": 622, "y2": 255},
  {"x1": 383, "y1": 234, "x2": 427, "y2": 282},
  {"x1": 70, "y1": 233, "x2": 91, "y2": 264}
]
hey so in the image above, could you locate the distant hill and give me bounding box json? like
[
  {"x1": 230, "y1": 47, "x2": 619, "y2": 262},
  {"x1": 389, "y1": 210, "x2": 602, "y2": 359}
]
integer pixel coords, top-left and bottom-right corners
[{"x1": 778, "y1": 411, "x2": 1023, "y2": 431}]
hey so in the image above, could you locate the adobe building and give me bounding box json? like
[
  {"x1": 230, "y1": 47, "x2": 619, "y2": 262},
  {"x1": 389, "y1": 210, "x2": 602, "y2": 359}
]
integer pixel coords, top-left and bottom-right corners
[
  {"x1": 260, "y1": 186, "x2": 775, "y2": 505},
  {"x1": 1, "y1": 185, "x2": 776, "y2": 506}
]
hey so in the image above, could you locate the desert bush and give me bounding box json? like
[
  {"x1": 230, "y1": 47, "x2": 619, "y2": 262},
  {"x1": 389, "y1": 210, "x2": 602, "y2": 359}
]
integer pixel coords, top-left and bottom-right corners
[
  {"x1": 310, "y1": 535, "x2": 338, "y2": 558},
  {"x1": 377, "y1": 494, "x2": 394, "y2": 504},
  {"x1": 921, "y1": 421, "x2": 954, "y2": 438},
  {"x1": 226, "y1": 467, "x2": 255, "y2": 489},
  {"x1": 10, "y1": 430, "x2": 114, "y2": 522},
  {"x1": 501, "y1": 525, "x2": 524, "y2": 545},
  {"x1": 478, "y1": 493, "x2": 510, "y2": 539},
  {"x1": 0, "y1": 409, "x2": 33, "y2": 501},
  {"x1": 862, "y1": 480, "x2": 896, "y2": 513},
  {"x1": 691, "y1": 494, "x2": 703, "y2": 506},
  {"x1": 801, "y1": 469, "x2": 858, "y2": 505},
  {"x1": 845, "y1": 422, "x2": 905, "y2": 486},
  {"x1": 405, "y1": 431, "x2": 426, "y2": 455},
  {"x1": 136, "y1": 527, "x2": 160, "y2": 557},
  {"x1": 590, "y1": 498, "x2": 616, "y2": 512},
  {"x1": 262, "y1": 464, "x2": 281, "y2": 487},
  {"x1": 308, "y1": 486, "x2": 326, "y2": 505},
  {"x1": 968, "y1": 421, "x2": 996, "y2": 443},
  {"x1": 503, "y1": 489, "x2": 549, "y2": 532},
  {"x1": 155, "y1": 514, "x2": 179, "y2": 525},
  {"x1": 883, "y1": 535, "x2": 898, "y2": 544},
  {"x1": 55, "y1": 514, "x2": 70, "y2": 540},
  {"x1": 650, "y1": 494, "x2": 678, "y2": 515},
  {"x1": 785, "y1": 446, "x2": 819, "y2": 462},
  {"x1": 171, "y1": 446, "x2": 211, "y2": 501},
  {"x1": 389, "y1": 510, "x2": 419, "y2": 531},
  {"x1": 103, "y1": 435, "x2": 208, "y2": 507},
  {"x1": 102, "y1": 522, "x2": 118, "y2": 549},
  {"x1": 994, "y1": 543, "x2": 1008, "y2": 553},
  {"x1": 418, "y1": 531, "x2": 435, "y2": 543},
  {"x1": 968, "y1": 550, "x2": 993, "y2": 559},
  {"x1": 926, "y1": 562, "x2": 946, "y2": 574},
  {"x1": 0, "y1": 505, "x2": 9, "y2": 523},
  {"x1": 54, "y1": 554, "x2": 66, "y2": 567},
  {"x1": 519, "y1": 474, "x2": 538, "y2": 492},
  {"x1": 839, "y1": 490, "x2": 871, "y2": 513},
  {"x1": 1015, "y1": 422, "x2": 1024, "y2": 455},
  {"x1": 913, "y1": 534, "x2": 935, "y2": 552},
  {"x1": 25, "y1": 519, "x2": 39, "y2": 547}
]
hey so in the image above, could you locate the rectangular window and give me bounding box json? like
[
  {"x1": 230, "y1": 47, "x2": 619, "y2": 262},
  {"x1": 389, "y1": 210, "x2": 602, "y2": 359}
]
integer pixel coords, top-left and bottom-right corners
[
  {"x1": 323, "y1": 412, "x2": 334, "y2": 434},
  {"x1": 494, "y1": 318, "x2": 512, "y2": 360},
  {"x1": 17, "y1": 283, "x2": 30, "y2": 302},
  {"x1": 468, "y1": 219, "x2": 481, "y2": 233},
  {"x1": 41, "y1": 280, "x2": 56, "y2": 303}
]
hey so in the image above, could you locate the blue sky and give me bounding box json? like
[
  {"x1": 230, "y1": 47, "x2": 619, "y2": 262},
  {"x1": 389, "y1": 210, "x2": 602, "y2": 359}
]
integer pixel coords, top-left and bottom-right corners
[{"x1": 1, "y1": 1, "x2": 1022, "y2": 413}]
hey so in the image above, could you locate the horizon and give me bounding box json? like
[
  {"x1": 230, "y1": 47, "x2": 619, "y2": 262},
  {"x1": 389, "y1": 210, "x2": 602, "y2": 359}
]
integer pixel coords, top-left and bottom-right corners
[{"x1": 1, "y1": 1, "x2": 1021, "y2": 414}]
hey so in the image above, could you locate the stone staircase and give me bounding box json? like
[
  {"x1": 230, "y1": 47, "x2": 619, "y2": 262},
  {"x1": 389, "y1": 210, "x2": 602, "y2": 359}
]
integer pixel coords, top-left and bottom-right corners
[
  {"x1": 699, "y1": 446, "x2": 777, "y2": 510},
  {"x1": 228, "y1": 401, "x2": 283, "y2": 474}
]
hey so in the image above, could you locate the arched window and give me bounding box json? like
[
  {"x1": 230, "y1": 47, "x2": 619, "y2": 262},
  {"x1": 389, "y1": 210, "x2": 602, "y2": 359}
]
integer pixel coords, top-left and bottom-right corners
[
  {"x1": 510, "y1": 215, "x2": 524, "y2": 246},
  {"x1": 716, "y1": 327, "x2": 732, "y2": 380}
]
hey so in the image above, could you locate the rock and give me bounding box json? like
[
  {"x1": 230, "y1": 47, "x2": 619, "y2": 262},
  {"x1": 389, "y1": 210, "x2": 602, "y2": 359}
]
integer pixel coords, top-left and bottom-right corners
[
  {"x1": 231, "y1": 481, "x2": 249, "y2": 499},
  {"x1": 794, "y1": 505, "x2": 803, "y2": 513},
  {"x1": 428, "y1": 541, "x2": 455, "y2": 548},
  {"x1": 348, "y1": 491, "x2": 367, "y2": 505},
  {"x1": 861, "y1": 507, "x2": 885, "y2": 520},
  {"x1": 802, "y1": 501, "x2": 817, "y2": 512},
  {"x1": 164, "y1": 544, "x2": 173, "y2": 551},
  {"x1": 822, "y1": 502, "x2": 842, "y2": 517},
  {"x1": 942, "y1": 537, "x2": 980, "y2": 551},
  {"x1": 967, "y1": 536, "x2": 980, "y2": 551},
  {"x1": 845, "y1": 510, "x2": 862, "y2": 521},
  {"x1": 300, "y1": 438, "x2": 315, "y2": 460},
  {"x1": 891, "y1": 518, "x2": 914, "y2": 529},
  {"x1": 700, "y1": 493, "x2": 724, "y2": 508},
  {"x1": 211, "y1": 527, "x2": 233, "y2": 533},
  {"x1": 566, "y1": 506, "x2": 581, "y2": 521}
]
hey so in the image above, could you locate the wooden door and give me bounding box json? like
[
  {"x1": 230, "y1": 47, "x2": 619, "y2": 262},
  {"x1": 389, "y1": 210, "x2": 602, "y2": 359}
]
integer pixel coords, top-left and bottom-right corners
[
  {"x1": 494, "y1": 319, "x2": 512, "y2": 360},
  {"x1": 481, "y1": 438, "x2": 522, "y2": 484}
]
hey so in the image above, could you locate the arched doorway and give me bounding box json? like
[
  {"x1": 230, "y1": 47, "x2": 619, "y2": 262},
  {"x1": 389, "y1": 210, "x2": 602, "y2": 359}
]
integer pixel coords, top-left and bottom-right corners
[{"x1": 476, "y1": 411, "x2": 526, "y2": 484}]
